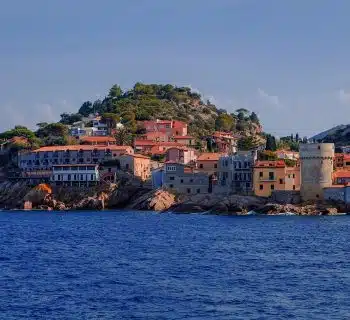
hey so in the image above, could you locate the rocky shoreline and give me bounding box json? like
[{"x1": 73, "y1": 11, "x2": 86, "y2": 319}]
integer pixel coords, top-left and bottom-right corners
[{"x1": 0, "y1": 180, "x2": 348, "y2": 216}]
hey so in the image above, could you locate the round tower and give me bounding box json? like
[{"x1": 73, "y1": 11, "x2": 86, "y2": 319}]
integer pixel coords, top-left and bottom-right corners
[{"x1": 300, "y1": 143, "x2": 334, "y2": 201}]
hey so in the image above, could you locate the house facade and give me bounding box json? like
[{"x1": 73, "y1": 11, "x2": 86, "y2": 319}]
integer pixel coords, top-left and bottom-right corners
[
  {"x1": 196, "y1": 153, "x2": 224, "y2": 176},
  {"x1": 165, "y1": 147, "x2": 197, "y2": 165},
  {"x1": 18, "y1": 145, "x2": 134, "y2": 172},
  {"x1": 143, "y1": 119, "x2": 188, "y2": 136},
  {"x1": 253, "y1": 160, "x2": 300, "y2": 197},
  {"x1": 217, "y1": 151, "x2": 256, "y2": 194},
  {"x1": 118, "y1": 154, "x2": 151, "y2": 181},
  {"x1": 163, "y1": 162, "x2": 209, "y2": 194},
  {"x1": 51, "y1": 164, "x2": 99, "y2": 186}
]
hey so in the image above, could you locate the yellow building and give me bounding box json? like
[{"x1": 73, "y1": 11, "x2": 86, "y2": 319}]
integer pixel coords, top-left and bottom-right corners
[
  {"x1": 119, "y1": 154, "x2": 151, "y2": 181},
  {"x1": 253, "y1": 160, "x2": 300, "y2": 197}
]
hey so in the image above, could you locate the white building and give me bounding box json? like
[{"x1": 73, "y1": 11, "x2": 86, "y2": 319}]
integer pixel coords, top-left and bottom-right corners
[{"x1": 51, "y1": 164, "x2": 99, "y2": 186}]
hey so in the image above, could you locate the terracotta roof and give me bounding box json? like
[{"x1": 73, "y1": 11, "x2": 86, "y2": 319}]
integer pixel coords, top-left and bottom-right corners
[
  {"x1": 197, "y1": 153, "x2": 223, "y2": 161},
  {"x1": 166, "y1": 146, "x2": 195, "y2": 152},
  {"x1": 173, "y1": 135, "x2": 194, "y2": 139},
  {"x1": 121, "y1": 154, "x2": 150, "y2": 159},
  {"x1": 254, "y1": 160, "x2": 286, "y2": 168},
  {"x1": 333, "y1": 170, "x2": 350, "y2": 179},
  {"x1": 134, "y1": 140, "x2": 156, "y2": 146},
  {"x1": 33, "y1": 145, "x2": 133, "y2": 152},
  {"x1": 79, "y1": 136, "x2": 116, "y2": 144}
]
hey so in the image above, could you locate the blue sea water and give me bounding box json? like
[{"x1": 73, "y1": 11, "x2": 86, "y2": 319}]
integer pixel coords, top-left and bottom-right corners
[{"x1": 0, "y1": 211, "x2": 350, "y2": 320}]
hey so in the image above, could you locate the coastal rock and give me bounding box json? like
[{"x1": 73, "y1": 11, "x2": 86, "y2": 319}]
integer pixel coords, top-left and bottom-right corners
[
  {"x1": 127, "y1": 189, "x2": 176, "y2": 211},
  {"x1": 24, "y1": 184, "x2": 52, "y2": 208}
]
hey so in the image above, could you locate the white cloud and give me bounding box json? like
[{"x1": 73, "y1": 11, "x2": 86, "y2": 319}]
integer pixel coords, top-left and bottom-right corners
[
  {"x1": 257, "y1": 88, "x2": 281, "y2": 108},
  {"x1": 337, "y1": 89, "x2": 350, "y2": 104},
  {"x1": 0, "y1": 100, "x2": 74, "y2": 131}
]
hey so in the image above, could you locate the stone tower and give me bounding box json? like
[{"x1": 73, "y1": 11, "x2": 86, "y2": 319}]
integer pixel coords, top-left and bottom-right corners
[{"x1": 300, "y1": 143, "x2": 334, "y2": 201}]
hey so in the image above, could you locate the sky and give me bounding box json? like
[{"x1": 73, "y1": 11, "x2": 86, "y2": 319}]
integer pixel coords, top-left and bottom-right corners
[{"x1": 1, "y1": 0, "x2": 350, "y2": 137}]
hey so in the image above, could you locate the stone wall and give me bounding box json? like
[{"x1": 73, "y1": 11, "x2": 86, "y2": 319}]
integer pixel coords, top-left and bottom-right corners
[
  {"x1": 324, "y1": 187, "x2": 345, "y2": 202},
  {"x1": 271, "y1": 190, "x2": 301, "y2": 204}
]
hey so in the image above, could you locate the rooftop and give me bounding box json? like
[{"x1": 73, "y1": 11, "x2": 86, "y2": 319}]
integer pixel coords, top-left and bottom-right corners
[
  {"x1": 197, "y1": 153, "x2": 223, "y2": 161},
  {"x1": 254, "y1": 160, "x2": 286, "y2": 168}
]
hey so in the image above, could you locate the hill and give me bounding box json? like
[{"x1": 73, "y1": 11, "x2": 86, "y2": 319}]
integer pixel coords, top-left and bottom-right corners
[
  {"x1": 311, "y1": 124, "x2": 350, "y2": 146},
  {"x1": 73, "y1": 83, "x2": 263, "y2": 138},
  {"x1": 310, "y1": 125, "x2": 347, "y2": 143}
]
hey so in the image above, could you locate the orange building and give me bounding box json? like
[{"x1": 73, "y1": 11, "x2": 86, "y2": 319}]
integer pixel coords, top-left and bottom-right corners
[
  {"x1": 196, "y1": 153, "x2": 224, "y2": 175},
  {"x1": 143, "y1": 119, "x2": 188, "y2": 136},
  {"x1": 253, "y1": 160, "x2": 300, "y2": 197},
  {"x1": 334, "y1": 153, "x2": 350, "y2": 169}
]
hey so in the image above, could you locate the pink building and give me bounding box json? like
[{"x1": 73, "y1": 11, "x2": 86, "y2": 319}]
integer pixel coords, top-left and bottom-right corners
[
  {"x1": 143, "y1": 119, "x2": 188, "y2": 136},
  {"x1": 172, "y1": 135, "x2": 195, "y2": 146},
  {"x1": 165, "y1": 147, "x2": 197, "y2": 165},
  {"x1": 212, "y1": 131, "x2": 237, "y2": 153}
]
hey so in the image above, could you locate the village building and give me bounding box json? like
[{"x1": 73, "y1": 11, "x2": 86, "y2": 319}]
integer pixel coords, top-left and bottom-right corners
[
  {"x1": 18, "y1": 145, "x2": 134, "y2": 172},
  {"x1": 172, "y1": 135, "x2": 195, "y2": 146},
  {"x1": 79, "y1": 136, "x2": 116, "y2": 145},
  {"x1": 134, "y1": 140, "x2": 183, "y2": 155},
  {"x1": 332, "y1": 170, "x2": 350, "y2": 185},
  {"x1": 334, "y1": 153, "x2": 350, "y2": 169},
  {"x1": 276, "y1": 150, "x2": 299, "y2": 161},
  {"x1": 165, "y1": 147, "x2": 197, "y2": 165},
  {"x1": 163, "y1": 162, "x2": 210, "y2": 194},
  {"x1": 253, "y1": 160, "x2": 300, "y2": 197},
  {"x1": 210, "y1": 131, "x2": 237, "y2": 153},
  {"x1": 196, "y1": 153, "x2": 224, "y2": 176},
  {"x1": 217, "y1": 150, "x2": 257, "y2": 195},
  {"x1": 143, "y1": 119, "x2": 188, "y2": 136},
  {"x1": 118, "y1": 154, "x2": 151, "y2": 181},
  {"x1": 51, "y1": 164, "x2": 99, "y2": 186}
]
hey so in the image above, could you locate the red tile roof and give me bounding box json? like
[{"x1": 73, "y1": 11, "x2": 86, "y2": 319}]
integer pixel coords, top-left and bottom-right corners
[
  {"x1": 333, "y1": 170, "x2": 350, "y2": 179},
  {"x1": 255, "y1": 160, "x2": 286, "y2": 168},
  {"x1": 80, "y1": 136, "x2": 116, "y2": 144},
  {"x1": 33, "y1": 145, "x2": 133, "y2": 152},
  {"x1": 197, "y1": 153, "x2": 223, "y2": 161}
]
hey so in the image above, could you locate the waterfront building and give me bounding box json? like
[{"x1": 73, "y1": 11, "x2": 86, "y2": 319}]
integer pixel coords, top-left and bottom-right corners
[
  {"x1": 217, "y1": 151, "x2": 257, "y2": 194},
  {"x1": 118, "y1": 154, "x2": 151, "y2": 181},
  {"x1": 18, "y1": 145, "x2": 134, "y2": 172},
  {"x1": 276, "y1": 150, "x2": 299, "y2": 161},
  {"x1": 334, "y1": 153, "x2": 350, "y2": 169},
  {"x1": 300, "y1": 143, "x2": 334, "y2": 201},
  {"x1": 51, "y1": 164, "x2": 99, "y2": 186},
  {"x1": 163, "y1": 162, "x2": 210, "y2": 194},
  {"x1": 332, "y1": 170, "x2": 350, "y2": 185},
  {"x1": 253, "y1": 160, "x2": 300, "y2": 197}
]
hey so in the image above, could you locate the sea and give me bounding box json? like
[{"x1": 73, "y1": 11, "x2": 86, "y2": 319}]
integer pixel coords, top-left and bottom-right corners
[{"x1": 0, "y1": 210, "x2": 350, "y2": 320}]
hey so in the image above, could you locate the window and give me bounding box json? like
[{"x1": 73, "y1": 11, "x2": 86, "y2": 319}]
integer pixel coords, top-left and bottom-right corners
[
  {"x1": 214, "y1": 164, "x2": 217, "y2": 168},
  {"x1": 68, "y1": 174, "x2": 71, "y2": 181},
  {"x1": 271, "y1": 184, "x2": 274, "y2": 190},
  {"x1": 180, "y1": 179, "x2": 184, "y2": 183},
  {"x1": 279, "y1": 179, "x2": 283, "y2": 184},
  {"x1": 246, "y1": 182, "x2": 250, "y2": 188},
  {"x1": 190, "y1": 179, "x2": 193, "y2": 183},
  {"x1": 259, "y1": 184, "x2": 263, "y2": 190},
  {"x1": 81, "y1": 174, "x2": 84, "y2": 180},
  {"x1": 293, "y1": 185, "x2": 296, "y2": 190},
  {"x1": 91, "y1": 174, "x2": 94, "y2": 180},
  {"x1": 167, "y1": 165, "x2": 176, "y2": 171},
  {"x1": 197, "y1": 189, "x2": 200, "y2": 194},
  {"x1": 108, "y1": 168, "x2": 112, "y2": 173},
  {"x1": 199, "y1": 164, "x2": 203, "y2": 168},
  {"x1": 169, "y1": 184, "x2": 174, "y2": 188},
  {"x1": 187, "y1": 188, "x2": 191, "y2": 194},
  {"x1": 125, "y1": 164, "x2": 130, "y2": 170},
  {"x1": 292, "y1": 174, "x2": 295, "y2": 178},
  {"x1": 269, "y1": 172, "x2": 274, "y2": 180},
  {"x1": 169, "y1": 176, "x2": 175, "y2": 181},
  {"x1": 259, "y1": 172, "x2": 263, "y2": 178}
]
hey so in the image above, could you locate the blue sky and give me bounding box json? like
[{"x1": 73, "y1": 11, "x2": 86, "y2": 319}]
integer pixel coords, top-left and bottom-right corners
[{"x1": 1, "y1": 0, "x2": 350, "y2": 137}]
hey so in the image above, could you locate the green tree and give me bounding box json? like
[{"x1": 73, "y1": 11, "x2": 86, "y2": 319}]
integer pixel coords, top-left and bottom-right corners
[
  {"x1": 249, "y1": 112, "x2": 260, "y2": 124},
  {"x1": 36, "y1": 122, "x2": 49, "y2": 129},
  {"x1": 108, "y1": 84, "x2": 123, "y2": 98},
  {"x1": 78, "y1": 101, "x2": 93, "y2": 117},
  {"x1": 114, "y1": 128, "x2": 132, "y2": 146},
  {"x1": 215, "y1": 113, "x2": 234, "y2": 131},
  {"x1": 237, "y1": 136, "x2": 260, "y2": 151},
  {"x1": 59, "y1": 113, "x2": 82, "y2": 125},
  {"x1": 265, "y1": 134, "x2": 277, "y2": 151},
  {"x1": 101, "y1": 113, "x2": 120, "y2": 135}
]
